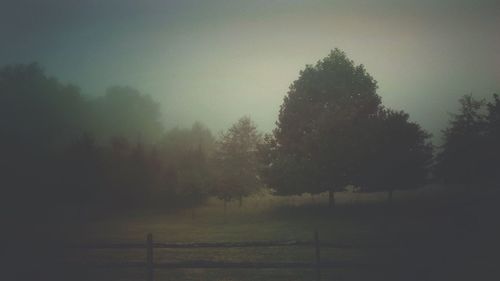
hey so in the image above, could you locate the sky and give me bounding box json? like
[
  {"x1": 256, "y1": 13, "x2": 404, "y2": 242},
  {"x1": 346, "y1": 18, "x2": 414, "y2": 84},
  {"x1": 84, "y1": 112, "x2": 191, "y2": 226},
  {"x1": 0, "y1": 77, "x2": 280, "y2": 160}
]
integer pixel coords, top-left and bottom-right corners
[{"x1": 1, "y1": 0, "x2": 499, "y2": 141}]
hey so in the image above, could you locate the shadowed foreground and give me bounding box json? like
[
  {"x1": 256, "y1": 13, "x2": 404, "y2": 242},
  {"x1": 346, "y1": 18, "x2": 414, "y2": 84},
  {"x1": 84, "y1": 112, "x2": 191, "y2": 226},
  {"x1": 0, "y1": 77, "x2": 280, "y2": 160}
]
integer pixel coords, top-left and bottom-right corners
[{"x1": 59, "y1": 187, "x2": 500, "y2": 281}]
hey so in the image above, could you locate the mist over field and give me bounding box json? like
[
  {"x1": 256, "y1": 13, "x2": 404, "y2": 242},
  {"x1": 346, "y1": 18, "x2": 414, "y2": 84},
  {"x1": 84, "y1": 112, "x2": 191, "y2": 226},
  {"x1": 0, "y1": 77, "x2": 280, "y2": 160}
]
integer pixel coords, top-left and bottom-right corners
[{"x1": 2, "y1": 1, "x2": 500, "y2": 281}]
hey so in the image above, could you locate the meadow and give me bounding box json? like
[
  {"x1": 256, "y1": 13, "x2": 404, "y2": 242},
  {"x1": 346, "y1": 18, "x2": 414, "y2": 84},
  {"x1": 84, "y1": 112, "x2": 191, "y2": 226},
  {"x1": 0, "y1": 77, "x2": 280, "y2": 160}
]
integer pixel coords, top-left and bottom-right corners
[{"x1": 65, "y1": 186, "x2": 499, "y2": 281}]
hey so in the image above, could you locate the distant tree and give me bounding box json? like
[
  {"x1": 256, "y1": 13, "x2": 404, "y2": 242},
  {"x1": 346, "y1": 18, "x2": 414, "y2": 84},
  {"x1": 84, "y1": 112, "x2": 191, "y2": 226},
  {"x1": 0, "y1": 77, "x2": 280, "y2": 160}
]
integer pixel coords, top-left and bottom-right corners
[
  {"x1": 159, "y1": 122, "x2": 215, "y2": 205},
  {"x1": 212, "y1": 116, "x2": 262, "y2": 208},
  {"x1": 436, "y1": 94, "x2": 500, "y2": 188},
  {"x1": 173, "y1": 145, "x2": 212, "y2": 205},
  {"x1": 89, "y1": 86, "x2": 163, "y2": 143},
  {"x1": 100, "y1": 138, "x2": 144, "y2": 208},
  {"x1": 0, "y1": 63, "x2": 86, "y2": 149},
  {"x1": 60, "y1": 133, "x2": 104, "y2": 218},
  {"x1": 486, "y1": 94, "x2": 500, "y2": 134},
  {"x1": 0, "y1": 63, "x2": 88, "y2": 225},
  {"x1": 435, "y1": 95, "x2": 489, "y2": 186},
  {"x1": 357, "y1": 109, "x2": 433, "y2": 204},
  {"x1": 0, "y1": 62, "x2": 217, "y2": 234},
  {"x1": 161, "y1": 122, "x2": 215, "y2": 158},
  {"x1": 267, "y1": 49, "x2": 381, "y2": 207},
  {"x1": 100, "y1": 138, "x2": 167, "y2": 209},
  {"x1": 484, "y1": 94, "x2": 500, "y2": 185}
]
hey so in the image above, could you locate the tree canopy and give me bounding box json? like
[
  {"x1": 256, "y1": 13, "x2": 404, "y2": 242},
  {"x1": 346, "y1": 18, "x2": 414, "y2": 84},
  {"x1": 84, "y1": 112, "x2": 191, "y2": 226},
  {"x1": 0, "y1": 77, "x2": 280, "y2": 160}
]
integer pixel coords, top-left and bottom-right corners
[
  {"x1": 89, "y1": 86, "x2": 163, "y2": 143},
  {"x1": 262, "y1": 49, "x2": 433, "y2": 205},
  {"x1": 357, "y1": 109, "x2": 433, "y2": 202},
  {"x1": 0, "y1": 63, "x2": 86, "y2": 149},
  {"x1": 212, "y1": 116, "x2": 263, "y2": 204},
  {"x1": 267, "y1": 49, "x2": 381, "y2": 200},
  {"x1": 0, "y1": 63, "x2": 213, "y2": 224},
  {"x1": 436, "y1": 94, "x2": 500, "y2": 187}
]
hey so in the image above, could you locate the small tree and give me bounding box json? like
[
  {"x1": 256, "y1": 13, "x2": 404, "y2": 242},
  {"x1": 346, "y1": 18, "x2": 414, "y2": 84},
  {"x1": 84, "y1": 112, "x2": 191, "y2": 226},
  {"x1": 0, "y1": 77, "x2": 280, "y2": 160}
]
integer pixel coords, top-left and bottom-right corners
[
  {"x1": 435, "y1": 95, "x2": 487, "y2": 187},
  {"x1": 357, "y1": 109, "x2": 433, "y2": 204},
  {"x1": 212, "y1": 117, "x2": 262, "y2": 209},
  {"x1": 159, "y1": 122, "x2": 215, "y2": 206},
  {"x1": 484, "y1": 94, "x2": 500, "y2": 186},
  {"x1": 436, "y1": 94, "x2": 500, "y2": 188}
]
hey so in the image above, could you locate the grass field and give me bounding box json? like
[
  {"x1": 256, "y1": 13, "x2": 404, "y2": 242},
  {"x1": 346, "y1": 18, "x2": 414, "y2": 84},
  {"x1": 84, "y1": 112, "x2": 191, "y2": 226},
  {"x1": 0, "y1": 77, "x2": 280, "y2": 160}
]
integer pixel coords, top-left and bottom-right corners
[{"x1": 65, "y1": 186, "x2": 500, "y2": 281}]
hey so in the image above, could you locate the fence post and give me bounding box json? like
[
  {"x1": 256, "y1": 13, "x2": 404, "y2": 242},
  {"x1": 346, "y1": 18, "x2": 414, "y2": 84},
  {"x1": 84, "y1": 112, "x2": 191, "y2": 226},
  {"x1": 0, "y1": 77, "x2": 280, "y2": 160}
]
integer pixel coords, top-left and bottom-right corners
[
  {"x1": 147, "y1": 233, "x2": 154, "y2": 281},
  {"x1": 314, "y1": 229, "x2": 321, "y2": 281}
]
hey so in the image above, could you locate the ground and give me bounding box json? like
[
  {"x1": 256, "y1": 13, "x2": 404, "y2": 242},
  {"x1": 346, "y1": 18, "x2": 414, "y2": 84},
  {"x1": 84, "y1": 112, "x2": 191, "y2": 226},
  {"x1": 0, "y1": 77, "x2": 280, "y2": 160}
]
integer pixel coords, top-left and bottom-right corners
[{"x1": 64, "y1": 186, "x2": 500, "y2": 281}]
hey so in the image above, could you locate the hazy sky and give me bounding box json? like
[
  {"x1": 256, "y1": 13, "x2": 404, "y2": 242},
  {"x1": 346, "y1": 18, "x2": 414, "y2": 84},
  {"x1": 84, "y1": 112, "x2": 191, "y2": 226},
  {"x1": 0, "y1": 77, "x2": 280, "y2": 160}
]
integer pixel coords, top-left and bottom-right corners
[{"x1": 1, "y1": 0, "x2": 499, "y2": 140}]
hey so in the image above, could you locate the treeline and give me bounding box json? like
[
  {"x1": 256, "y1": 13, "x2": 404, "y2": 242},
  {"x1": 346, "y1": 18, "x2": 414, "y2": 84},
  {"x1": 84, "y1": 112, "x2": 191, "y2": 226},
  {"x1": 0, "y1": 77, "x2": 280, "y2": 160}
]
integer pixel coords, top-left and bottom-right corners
[
  {"x1": 2, "y1": 50, "x2": 499, "y2": 224},
  {"x1": 0, "y1": 64, "x2": 214, "y2": 224},
  {"x1": 1, "y1": 63, "x2": 267, "y2": 225},
  {"x1": 260, "y1": 49, "x2": 499, "y2": 205},
  {"x1": 436, "y1": 94, "x2": 500, "y2": 186}
]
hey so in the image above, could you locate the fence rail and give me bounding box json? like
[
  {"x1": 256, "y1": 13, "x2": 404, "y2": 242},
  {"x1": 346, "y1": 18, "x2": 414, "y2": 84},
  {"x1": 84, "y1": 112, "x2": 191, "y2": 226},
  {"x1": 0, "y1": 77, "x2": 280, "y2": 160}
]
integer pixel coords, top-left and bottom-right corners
[
  {"x1": 76, "y1": 260, "x2": 377, "y2": 269},
  {"x1": 74, "y1": 240, "x2": 397, "y2": 249},
  {"x1": 71, "y1": 231, "x2": 383, "y2": 281}
]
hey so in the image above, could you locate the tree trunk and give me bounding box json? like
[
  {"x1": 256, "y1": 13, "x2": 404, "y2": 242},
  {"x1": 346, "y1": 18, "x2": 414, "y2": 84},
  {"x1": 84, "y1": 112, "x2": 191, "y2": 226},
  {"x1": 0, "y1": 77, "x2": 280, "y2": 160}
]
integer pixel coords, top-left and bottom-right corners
[
  {"x1": 328, "y1": 189, "x2": 335, "y2": 208},
  {"x1": 387, "y1": 189, "x2": 393, "y2": 205},
  {"x1": 238, "y1": 195, "x2": 243, "y2": 208}
]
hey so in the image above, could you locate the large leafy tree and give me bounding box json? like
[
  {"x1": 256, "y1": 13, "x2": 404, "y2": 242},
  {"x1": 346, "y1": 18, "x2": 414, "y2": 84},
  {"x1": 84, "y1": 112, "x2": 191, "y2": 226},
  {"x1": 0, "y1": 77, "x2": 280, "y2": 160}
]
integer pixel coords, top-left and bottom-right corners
[
  {"x1": 213, "y1": 116, "x2": 262, "y2": 208},
  {"x1": 267, "y1": 49, "x2": 381, "y2": 206}
]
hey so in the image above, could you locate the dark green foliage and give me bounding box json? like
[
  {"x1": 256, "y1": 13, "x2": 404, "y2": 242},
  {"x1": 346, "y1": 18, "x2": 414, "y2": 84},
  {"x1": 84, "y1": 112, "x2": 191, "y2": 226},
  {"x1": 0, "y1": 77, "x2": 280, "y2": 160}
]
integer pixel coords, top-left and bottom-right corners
[
  {"x1": 0, "y1": 63, "x2": 88, "y2": 226},
  {"x1": 436, "y1": 94, "x2": 500, "y2": 186},
  {"x1": 0, "y1": 63, "x2": 86, "y2": 148},
  {"x1": 259, "y1": 134, "x2": 318, "y2": 196},
  {"x1": 57, "y1": 125, "x2": 216, "y2": 215},
  {"x1": 60, "y1": 134, "x2": 104, "y2": 215},
  {"x1": 158, "y1": 122, "x2": 216, "y2": 205},
  {"x1": 266, "y1": 49, "x2": 381, "y2": 196},
  {"x1": 0, "y1": 63, "x2": 212, "y2": 225},
  {"x1": 262, "y1": 49, "x2": 433, "y2": 203},
  {"x1": 212, "y1": 116, "x2": 263, "y2": 203},
  {"x1": 357, "y1": 109, "x2": 433, "y2": 198},
  {"x1": 485, "y1": 94, "x2": 500, "y2": 185},
  {"x1": 88, "y1": 86, "x2": 163, "y2": 143},
  {"x1": 0, "y1": 64, "x2": 163, "y2": 147}
]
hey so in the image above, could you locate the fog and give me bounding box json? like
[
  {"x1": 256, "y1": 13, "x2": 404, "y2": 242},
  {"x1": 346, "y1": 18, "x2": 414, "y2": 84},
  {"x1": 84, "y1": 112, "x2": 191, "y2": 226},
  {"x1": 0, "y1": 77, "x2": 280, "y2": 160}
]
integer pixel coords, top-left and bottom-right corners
[
  {"x1": 3, "y1": 2, "x2": 500, "y2": 281},
  {"x1": 2, "y1": 0, "x2": 499, "y2": 139}
]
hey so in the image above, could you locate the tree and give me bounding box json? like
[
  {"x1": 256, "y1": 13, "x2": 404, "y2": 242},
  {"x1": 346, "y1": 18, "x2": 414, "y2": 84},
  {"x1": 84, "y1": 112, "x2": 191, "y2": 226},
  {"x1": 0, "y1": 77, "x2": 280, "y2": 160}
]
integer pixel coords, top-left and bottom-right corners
[
  {"x1": 160, "y1": 122, "x2": 215, "y2": 158},
  {"x1": 484, "y1": 94, "x2": 500, "y2": 185},
  {"x1": 436, "y1": 94, "x2": 500, "y2": 187},
  {"x1": 435, "y1": 95, "x2": 488, "y2": 186},
  {"x1": 486, "y1": 94, "x2": 500, "y2": 134},
  {"x1": 159, "y1": 122, "x2": 215, "y2": 206},
  {"x1": 267, "y1": 49, "x2": 381, "y2": 207},
  {"x1": 88, "y1": 86, "x2": 163, "y2": 143},
  {"x1": 357, "y1": 109, "x2": 433, "y2": 204},
  {"x1": 0, "y1": 63, "x2": 86, "y2": 149},
  {"x1": 212, "y1": 116, "x2": 262, "y2": 209},
  {"x1": 0, "y1": 63, "x2": 88, "y2": 225}
]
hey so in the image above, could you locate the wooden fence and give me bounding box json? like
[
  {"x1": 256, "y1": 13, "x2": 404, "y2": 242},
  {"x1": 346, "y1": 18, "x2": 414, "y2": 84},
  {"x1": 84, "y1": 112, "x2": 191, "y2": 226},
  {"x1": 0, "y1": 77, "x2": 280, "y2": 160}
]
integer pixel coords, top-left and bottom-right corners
[{"x1": 73, "y1": 231, "x2": 381, "y2": 281}]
